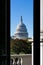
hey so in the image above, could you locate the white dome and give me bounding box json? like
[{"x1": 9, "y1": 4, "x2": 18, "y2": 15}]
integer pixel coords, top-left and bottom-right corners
[
  {"x1": 16, "y1": 23, "x2": 27, "y2": 33},
  {"x1": 14, "y1": 16, "x2": 28, "y2": 40}
]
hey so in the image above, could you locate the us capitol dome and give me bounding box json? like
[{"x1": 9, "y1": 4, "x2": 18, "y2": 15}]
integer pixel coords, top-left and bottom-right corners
[{"x1": 14, "y1": 16, "x2": 28, "y2": 40}]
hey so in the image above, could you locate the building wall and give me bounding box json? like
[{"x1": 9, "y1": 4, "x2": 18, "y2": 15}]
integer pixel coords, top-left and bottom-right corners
[
  {"x1": 40, "y1": 0, "x2": 43, "y2": 65},
  {"x1": 40, "y1": 43, "x2": 42, "y2": 65},
  {"x1": 22, "y1": 55, "x2": 32, "y2": 65},
  {"x1": 40, "y1": 0, "x2": 43, "y2": 32},
  {"x1": 42, "y1": 44, "x2": 43, "y2": 65},
  {"x1": 10, "y1": 54, "x2": 32, "y2": 65}
]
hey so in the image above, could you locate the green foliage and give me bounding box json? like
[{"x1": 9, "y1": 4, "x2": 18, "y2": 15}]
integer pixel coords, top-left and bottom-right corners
[
  {"x1": 19, "y1": 52, "x2": 25, "y2": 54},
  {"x1": 10, "y1": 39, "x2": 32, "y2": 54}
]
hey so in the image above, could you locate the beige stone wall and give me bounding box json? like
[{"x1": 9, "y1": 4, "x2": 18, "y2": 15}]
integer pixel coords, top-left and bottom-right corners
[
  {"x1": 22, "y1": 55, "x2": 32, "y2": 65},
  {"x1": 10, "y1": 54, "x2": 32, "y2": 65}
]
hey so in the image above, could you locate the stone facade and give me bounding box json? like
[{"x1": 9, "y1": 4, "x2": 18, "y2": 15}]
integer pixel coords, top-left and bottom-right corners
[{"x1": 10, "y1": 54, "x2": 32, "y2": 65}]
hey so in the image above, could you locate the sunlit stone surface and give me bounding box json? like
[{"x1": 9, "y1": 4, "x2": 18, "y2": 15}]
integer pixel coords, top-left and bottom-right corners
[{"x1": 40, "y1": 0, "x2": 43, "y2": 65}]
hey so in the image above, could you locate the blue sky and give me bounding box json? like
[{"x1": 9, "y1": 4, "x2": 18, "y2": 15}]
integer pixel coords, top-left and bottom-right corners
[{"x1": 10, "y1": 0, "x2": 33, "y2": 38}]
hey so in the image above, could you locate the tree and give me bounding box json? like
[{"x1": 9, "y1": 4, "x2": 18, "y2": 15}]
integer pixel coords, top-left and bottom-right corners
[{"x1": 10, "y1": 39, "x2": 32, "y2": 54}]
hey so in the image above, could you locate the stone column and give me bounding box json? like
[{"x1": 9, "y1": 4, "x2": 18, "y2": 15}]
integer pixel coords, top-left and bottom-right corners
[
  {"x1": 40, "y1": 32, "x2": 43, "y2": 65},
  {"x1": 40, "y1": 31, "x2": 43, "y2": 65},
  {"x1": 40, "y1": 0, "x2": 43, "y2": 32},
  {"x1": 31, "y1": 42, "x2": 33, "y2": 65},
  {"x1": 40, "y1": 43, "x2": 43, "y2": 65},
  {"x1": 40, "y1": 0, "x2": 43, "y2": 65},
  {"x1": 18, "y1": 58, "x2": 23, "y2": 65},
  {"x1": 21, "y1": 58, "x2": 23, "y2": 65}
]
